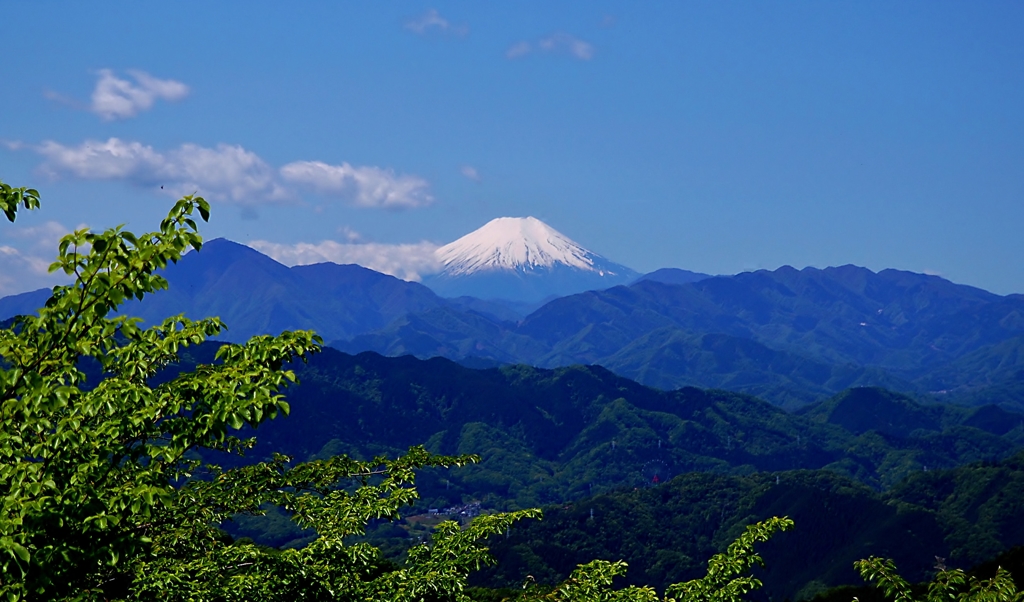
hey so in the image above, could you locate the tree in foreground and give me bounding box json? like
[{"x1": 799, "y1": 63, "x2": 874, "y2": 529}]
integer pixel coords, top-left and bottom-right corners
[
  {"x1": 1, "y1": 180, "x2": 794, "y2": 601},
  {"x1": 855, "y1": 556, "x2": 1023, "y2": 602},
  {"x1": 0, "y1": 182, "x2": 541, "y2": 600},
  {"x1": 509, "y1": 517, "x2": 794, "y2": 602}
]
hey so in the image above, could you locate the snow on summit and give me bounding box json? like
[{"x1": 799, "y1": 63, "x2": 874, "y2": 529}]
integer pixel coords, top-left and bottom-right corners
[
  {"x1": 436, "y1": 217, "x2": 614, "y2": 276},
  {"x1": 425, "y1": 216, "x2": 638, "y2": 302}
]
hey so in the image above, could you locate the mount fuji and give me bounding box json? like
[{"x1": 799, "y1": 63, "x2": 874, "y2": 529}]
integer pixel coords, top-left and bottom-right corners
[{"x1": 423, "y1": 217, "x2": 640, "y2": 302}]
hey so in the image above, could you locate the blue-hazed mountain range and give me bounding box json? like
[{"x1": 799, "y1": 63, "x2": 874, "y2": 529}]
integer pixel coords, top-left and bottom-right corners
[{"x1": 3, "y1": 237, "x2": 1023, "y2": 409}]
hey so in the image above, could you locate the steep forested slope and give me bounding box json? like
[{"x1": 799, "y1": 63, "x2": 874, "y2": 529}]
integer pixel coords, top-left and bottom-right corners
[
  {"x1": 145, "y1": 345, "x2": 1024, "y2": 600},
  {"x1": 178, "y1": 347, "x2": 1024, "y2": 510},
  {"x1": 475, "y1": 452, "x2": 1024, "y2": 601}
]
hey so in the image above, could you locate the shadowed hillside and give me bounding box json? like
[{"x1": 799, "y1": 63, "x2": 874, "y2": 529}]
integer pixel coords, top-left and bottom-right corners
[{"x1": 474, "y1": 451, "x2": 1024, "y2": 601}]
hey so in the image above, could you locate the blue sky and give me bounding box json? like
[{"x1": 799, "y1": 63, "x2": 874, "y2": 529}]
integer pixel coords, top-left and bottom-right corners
[{"x1": 2, "y1": 2, "x2": 1023, "y2": 296}]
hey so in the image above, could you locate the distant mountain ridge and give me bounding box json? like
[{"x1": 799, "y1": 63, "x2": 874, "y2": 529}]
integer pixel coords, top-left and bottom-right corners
[
  {"x1": 631, "y1": 267, "x2": 713, "y2": 286},
  {"x1": 0, "y1": 288, "x2": 51, "y2": 321},
  {"x1": 109, "y1": 238, "x2": 452, "y2": 343},
  {"x1": 343, "y1": 265, "x2": 1024, "y2": 408},
  {"x1": 517, "y1": 265, "x2": 1015, "y2": 370},
  {"x1": 4, "y1": 239, "x2": 1024, "y2": 409}
]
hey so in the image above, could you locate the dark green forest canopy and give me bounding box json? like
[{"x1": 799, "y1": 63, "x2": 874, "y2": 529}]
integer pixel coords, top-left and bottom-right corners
[
  {"x1": 180, "y1": 347, "x2": 1023, "y2": 509},
  {"x1": 178, "y1": 347, "x2": 1023, "y2": 599},
  {"x1": 474, "y1": 451, "x2": 1024, "y2": 601}
]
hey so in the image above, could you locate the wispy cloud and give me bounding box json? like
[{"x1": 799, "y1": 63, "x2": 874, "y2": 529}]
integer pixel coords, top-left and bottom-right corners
[
  {"x1": 538, "y1": 33, "x2": 596, "y2": 60},
  {"x1": 280, "y1": 161, "x2": 434, "y2": 209},
  {"x1": 30, "y1": 138, "x2": 434, "y2": 209},
  {"x1": 506, "y1": 33, "x2": 595, "y2": 60},
  {"x1": 0, "y1": 245, "x2": 52, "y2": 278},
  {"x1": 0, "y1": 246, "x2": 53, "y2": 297},
  {"x1": 36, "y1": 138, "x2": 290, "y2": 205},
  {"x1": 0, "y1": 220, "x2": 82, "y2": 297},
  {"x1": 460, "y1": 165, "x2": 481, "y2": 181},
  {"x1": 505, "y1": 41, "x2": 533, "y2": 59},
  {"x1": 249, "y1": 236, "x2": 442, "y2": 282},
  {"x1": 90, "y1": 69, "x2": 189, "y2": 120},
  {"x1": 404, "y1": 9, "x2": 468, "y2": 36},
  {"x1": 7, "y1": 220, "x2": 84, "y2": 251}
]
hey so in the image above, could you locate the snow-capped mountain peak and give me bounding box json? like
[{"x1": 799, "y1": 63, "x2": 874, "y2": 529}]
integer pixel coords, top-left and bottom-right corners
[
  {"x1": 436, "y1": 216, "x2": 612, "y2": 276},
  {"x1": 425, "y1": 216, "x2": 639, "y2": 302}
]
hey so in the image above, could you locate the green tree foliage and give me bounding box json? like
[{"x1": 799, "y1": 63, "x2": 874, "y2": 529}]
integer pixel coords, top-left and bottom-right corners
[
  {"x1": 0, "y1": 182, "x2": 543, "y2": 601},
  {"x1": 855, "y1": 556, "x2": 1023, "y2": 602},
  {"x1": 664, "y1": 517, "x2": 794, "y2": 602},
  {"x1": 0, "y1": 181, "x2": 40, "y2": 223},
  {"x1": 0, "y1": 180, "x2": 800, "y2": 602},
  {"x1": 493, "y1": 517, "x2": 793, "y2": 602},
  {"x1": 475, "y1": 451, "x2": 1024, "y2": 600}
]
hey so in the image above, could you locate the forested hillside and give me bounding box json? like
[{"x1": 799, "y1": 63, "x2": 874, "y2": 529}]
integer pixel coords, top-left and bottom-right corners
[
  {"x1": 473, "y1": 451, "x2": 1024, "y2": 601},
  {"x1": 180, "y1": 347, "x2": 1023, "y2": 509},
  {"x1": 153, "y1": 345, "x2": 1020, "y2": 600}
]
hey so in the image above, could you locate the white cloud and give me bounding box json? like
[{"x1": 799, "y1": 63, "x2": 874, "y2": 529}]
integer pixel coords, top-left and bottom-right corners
[
  {"x1": 0, "y1": 245, "x2": 52, "y2": 278},
  {"x1": 249, "y1": 238, "x2": 442, "y2": 282},
  {"x1": 37, "y1": 138, "x2": 163, "y2": 180},
  {"x1": 43, "y1": 89, "x2": 81, "y2": 110},
  {"x1": 0, "y1": 246, "x2": 70, "y2": 297},
  {"x1": 0, "y1": 246, "x2": 43, "y2": 298},
  {"x1": 505, "y1": 41, "x2": 532, "y2": 59},
  {"x1": 460, "y1": 165, "x2": 481, "y2": 181},
  {"x1": 280, "y1": 161, "x2": 433, "y2": 209},
  {"x1": 0, "y1": 220, "x2": 80, "y2": 297},
  {"x1": 35, "y1": 138, "x2": 291, "y2": 205},
  {"x1": 166, "y1": 143, "x2": 290, "y2": 204},
  {"x1": 338, "y1": 226, "x2": 362, "y2": 242},
  {"x1": 507, "y1": 33, "x2": 595, "y2": 60},
  {"x1": 7, "y1": 220, "x2": 83, "y2": 251},
  {"x1": 90, "y1": 69, "x2": 189, "y2": 120},
  {"x1": 29, "y1": 138, "x2": 433, "y2": 210},
  {"x1": 405, "y1": 9, "x2": 467, "y2": 35},
  {"x1": 539, "y1": 33, "x2": 595, "y2": 60}
]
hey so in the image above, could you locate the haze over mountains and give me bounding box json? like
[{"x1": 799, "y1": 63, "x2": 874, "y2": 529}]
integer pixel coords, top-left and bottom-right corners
[
  {"x1": 6, "y1": 216, "x2": 1024, "y2": 600},
  {"x1": 3, "y1": 217, "x2": 1023, "y2": 410}
]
